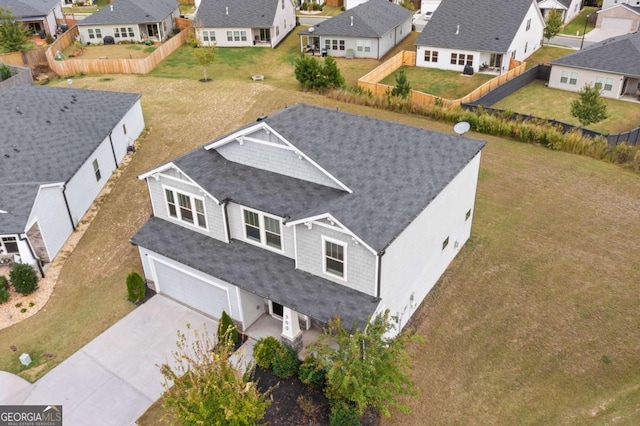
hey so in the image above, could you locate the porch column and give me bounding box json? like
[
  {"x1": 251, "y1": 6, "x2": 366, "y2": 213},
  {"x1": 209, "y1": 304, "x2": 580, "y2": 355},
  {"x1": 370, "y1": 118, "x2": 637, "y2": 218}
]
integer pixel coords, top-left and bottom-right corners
[{"x1": 281, "y1": 307, "x2": 303, "y2": 352}]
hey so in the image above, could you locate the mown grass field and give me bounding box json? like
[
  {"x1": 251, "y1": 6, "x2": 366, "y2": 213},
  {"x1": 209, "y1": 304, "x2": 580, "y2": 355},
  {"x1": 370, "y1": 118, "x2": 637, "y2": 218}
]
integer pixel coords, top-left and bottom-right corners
[
  {"x1": 561, "y1": 7, "x2": 597, "y2": 36},
  {"x1": 1, "y1": 26, "x2": 639, "y2": 425},
  {"x1": 380, "y1": 66, "x2": 494, "y2": 99},
  {"x1": 493, "y1": 80, "x2": 640, "y2": 134},
  {"x1": 525, "y1": 45, "x2": 574, "y2": 69}
]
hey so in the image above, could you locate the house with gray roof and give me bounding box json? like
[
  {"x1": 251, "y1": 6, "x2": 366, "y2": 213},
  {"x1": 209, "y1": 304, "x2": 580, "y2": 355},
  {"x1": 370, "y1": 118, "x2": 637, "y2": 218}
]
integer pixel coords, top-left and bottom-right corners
[
  {"x1": 0, "y1": 0, "x2": 62, "y2": 37},
  {"x1": 76, "y1": 0, "x2": 180, "y2": 44},
  {"x1": 194, "y1": 0, "x2": 296, "y2": 48},
  {"x1": 415, "y1": 0, "x2": 545, "y2": 74},
  {"x1": 0, "y1": 86, "x2": 144, "y2": 274},
  {"x1": 548, "y1": 31, "x2": 640, "y2": 99},
  {"x1": 130, "y1": 104, "x2": 485, "y2": 346},
  {"x1": 596, "y1": 3, "x2": 640, "y2": 36},
  {"x1": 537, "y1": 0, "x2": 582, "y2": 25},
  {"x1": 298, "y1": 0, "x2": 413, "y2": 59}
]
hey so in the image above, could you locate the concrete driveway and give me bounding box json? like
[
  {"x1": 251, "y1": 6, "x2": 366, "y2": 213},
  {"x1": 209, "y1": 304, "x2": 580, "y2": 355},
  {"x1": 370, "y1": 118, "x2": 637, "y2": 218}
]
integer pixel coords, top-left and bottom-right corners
[{"x1": 17, "y1": 296, "x2": 216, "y2": 426}]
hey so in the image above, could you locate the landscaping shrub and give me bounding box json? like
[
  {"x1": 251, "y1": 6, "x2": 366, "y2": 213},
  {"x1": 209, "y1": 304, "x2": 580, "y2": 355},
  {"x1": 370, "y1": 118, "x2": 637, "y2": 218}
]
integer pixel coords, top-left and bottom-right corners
[
  {"x1": 300, "y1": 2, "x2": 308, "y2": 10},
  {"x1": 0, "y1": 275, "x2": 8, "y2": 290},
  {"x1": 253, "y1": 336, "x2": 282, "y2": 369},
  {"x1": 126, "y1": 270, "x2": 146, "y2": 302},
  {"x1": 217, "y1": 310, "x2": 238, "y2": 348},
  {"x1": 329, "y1": 402, "x2": 361, "y2": 426},
  {"x1": 10, "y1": 263, "x2": 38, "y2": 296},
  {"x1": 299, "y1": 355, "x2": 326, "y2": 389},
  {"x1": 0, "y1": 287, "x2": 9, "y2": 304},
  {"x1": 0, "y1": 63, "x2": 11, "y2": 81},
  {"x1": 272, "y1": 345, "x2": 300, "y2": 379}
]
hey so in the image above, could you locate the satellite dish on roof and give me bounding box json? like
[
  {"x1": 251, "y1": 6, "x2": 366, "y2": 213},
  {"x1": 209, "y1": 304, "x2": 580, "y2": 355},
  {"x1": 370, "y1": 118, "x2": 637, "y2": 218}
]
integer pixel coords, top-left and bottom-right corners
[
  {"x1": 453, "y1": 121, "x2": 470, "y2": 135},
  {"x1": 308, "y1": 27, "x2": 314, "y2": 32}
]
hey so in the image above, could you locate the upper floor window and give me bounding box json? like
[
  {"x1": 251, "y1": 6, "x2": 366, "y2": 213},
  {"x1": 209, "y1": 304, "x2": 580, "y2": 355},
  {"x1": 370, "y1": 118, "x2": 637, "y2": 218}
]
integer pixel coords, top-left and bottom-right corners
[
  {"x1": 323, "y1": 237, "x2": 346, "y2": 279},
  {"x1": 93, "y1": 159, "x2": 101, "y2": 181},
  {"x1": 242, "y1": 208, "x2": 282, "y2": 251},
  {"x1": 165, "y1": 187, "x2": 207, "y2": 229},
  {"x1": 526, "y1": 18, "x2": 531, "y2": 31}
]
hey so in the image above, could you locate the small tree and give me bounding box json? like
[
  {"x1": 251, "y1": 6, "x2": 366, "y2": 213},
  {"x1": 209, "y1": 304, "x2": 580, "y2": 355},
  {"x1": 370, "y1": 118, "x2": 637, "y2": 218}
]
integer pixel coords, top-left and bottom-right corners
[
  {"x1": 193, "y1": 44, "x2": 216, "y2": 82},
  {"x1": 391, "y1": 69, "x2": 411, "y2": 99},
  {"x1": 217, "y1": 310, "x2": 239, "y2": 348},
  {"x1": 0, "y1": 7, "x2": 30, "y2": 53},
  {"x1": 322, "y1": 57, "x2": 345, "y2": 90},
  {"x1": 10, "y1": 263, "x2": 38, "y2": 296},
  {"x1": 571, "y1": 83, "x2": 609, "y2": 127},
  {"x1": 310, "y1": 310, "x2": 420, "y2": 418},
  {"x1": 126, "y1": 271, "x2": 146, "y2": 302},
  {"x1": 0, "y1": 63, "x2": 11, "y2": 81},
  {"x1": 543, "y1": 9, "x2": 563, "y2": 44},
  {"x1": 294, "y1": 54, "x2": 345, "y2": 93},
  {"x1": 160, "y1": 324, "x2": 271, "y2": 426}
]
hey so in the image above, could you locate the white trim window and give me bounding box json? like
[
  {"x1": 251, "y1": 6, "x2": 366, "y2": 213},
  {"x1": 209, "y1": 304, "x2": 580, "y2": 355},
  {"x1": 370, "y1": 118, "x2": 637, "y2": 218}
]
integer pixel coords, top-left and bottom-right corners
[
  {"x1": 164, "y1": 187, "x2": 207, "y2": 229},
  {"x1": 356, "y1": 40, "x2": 371, "y2": 52},
  {"x1": 604, "y1": 77, "x2": 613, "y2": 91},
  {"x1": 595, "y1": 76, "x2": 603, "y2": 89},
  {"x1": 424, "y1": 50, "x2": 438, "y2": 62},
  {"x1": 93, "y1": 159, "x2": 101, "y2": 181},
  {"x1": 322, "y1": 237, "x2": 346, "y2": 280},
  {"x1": 242, "y1": 208, "x2": 283, "y2": 251},
  {"x1": 202, "y1": 30, "x2": 216, "y2": 42},
  {"x1": 560, "y1": 70, "x2": 568, "y2": 83},
  {"x1": 0, "y1": 236, "x2": 19, "y2": 254},
  {"x1": 569, "y1": 72, "x2": 578, "y2": 85},
  {"x1": 87, "y1": 28, "x2": 102, "y2": 39}
]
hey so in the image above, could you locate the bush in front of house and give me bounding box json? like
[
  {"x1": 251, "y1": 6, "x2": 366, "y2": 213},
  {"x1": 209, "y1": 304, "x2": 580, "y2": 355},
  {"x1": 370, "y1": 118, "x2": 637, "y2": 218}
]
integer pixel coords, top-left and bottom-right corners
[
  {"x1": 253, "y1": 336, "x2": 282, "y2": 369},
  {"x1": 298, "y1": 355, "x2": 327, "y2": 389},
  {"x1": 0, "y1": 286, "x2": 9, "y2": 304},
  {"x1": 0, "y1": 64, "x2": 11, "y2": 81},
  {"x1": 0, "y1": 275, "x2": 9, "y2": 290},
  {"x1": 126, "y1": 270, "x2": 146, "y2": 302},
  {"x1": 10, "y1": 263, "x2": 38, "y2": 296},
  {"x1": 217, "y1": 310, "x2": 239, "y2": 348},
  {"x1": 329, "y1": 402, "x2": 361, "y2": 426},
  {"x1": 272, "y1": 344, "x2": 300, "y2": 379}
]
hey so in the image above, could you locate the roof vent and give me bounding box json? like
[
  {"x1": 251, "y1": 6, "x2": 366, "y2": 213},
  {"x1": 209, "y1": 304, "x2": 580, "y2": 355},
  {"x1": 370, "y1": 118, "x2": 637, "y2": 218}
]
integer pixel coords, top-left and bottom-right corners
[
  {"x1": 225, "y1": 6, "x2": 229, "y2": 14},
  {"x1": 15, "y1": 108, "x2": 22, "y2": 115},
  {"x1": 350, "y1": 16, "x2": 353, "y2": 26},
  {"x1": 110, "y1": 4, "x2": 113, "y2": 11},
  {"x1": 456, "y1": 24, "x2": 460, "y2": 35},
  {"x1": 256, "y1": 113, "x2": 267, "y2": 121}
]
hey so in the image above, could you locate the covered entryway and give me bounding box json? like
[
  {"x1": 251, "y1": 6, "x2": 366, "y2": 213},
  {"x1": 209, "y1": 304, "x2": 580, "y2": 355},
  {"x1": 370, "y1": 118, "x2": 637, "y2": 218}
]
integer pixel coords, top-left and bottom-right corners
[
  {"x1": 151, "y1": 259, "x2": 231, "y2": 319},
  {"x1": 600, "y1": 17, "x2": 634, "y2": 34}
]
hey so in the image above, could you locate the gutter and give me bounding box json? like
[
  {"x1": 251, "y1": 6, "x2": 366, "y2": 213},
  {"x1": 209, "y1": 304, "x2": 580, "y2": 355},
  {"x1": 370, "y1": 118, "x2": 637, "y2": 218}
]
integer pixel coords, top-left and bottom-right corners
[
  {"x1": 62, "y1": 185, "x2": 76, "y2": 231},
  {"x1": 108, "y1": 132, "x2": 119, "y2": 168},
  {"x1": 376, "y1": 249, "x2": 384, "y2": 298},
  {"x1": 19, "y1": 234, "x2": 45, "y2": 278}
]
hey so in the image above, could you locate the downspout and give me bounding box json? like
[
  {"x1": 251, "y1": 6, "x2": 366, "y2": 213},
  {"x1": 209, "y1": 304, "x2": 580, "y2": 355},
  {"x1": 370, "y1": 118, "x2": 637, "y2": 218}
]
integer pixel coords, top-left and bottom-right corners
[
  {"x1": 19, "y1": 234, "x2": 45, "y2": 278},
  {"x1": 376, "y1": 250, "x2": 384, "y2": 298},
  {"x1": 222, "y1": 200, "x2": 231, "y2": 243},
  {"x1": 62, "y1": 185, "x2": 76, "y2": 231},
  {"x1": 108, "y1": 132, "x2": 118, "y2": 168}
]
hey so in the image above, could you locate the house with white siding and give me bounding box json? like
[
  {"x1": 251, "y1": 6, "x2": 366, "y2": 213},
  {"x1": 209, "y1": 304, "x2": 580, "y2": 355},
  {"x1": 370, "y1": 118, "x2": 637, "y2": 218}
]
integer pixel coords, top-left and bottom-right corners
[
  {"x1": 415, "y1": 0, "x2": 545, "y2": 74},
  {"x1": 77, "y1": 0, "x2": 180, "y2": 44},
  {"x1": 0, "y1": 86, "x2": 144, "y2": 276},
  {"x1": 194, "y1": 0, "x2": 296, "y2": 48},
  {"x1": 537, "y1": 0, "x2": 582, "y2": 25},
  {"x1": 0, "y1": 0, "x2": 62, "y2": 37},
  {"x1": 131, "y1": 104, "x2": 485, "y2": 347}
]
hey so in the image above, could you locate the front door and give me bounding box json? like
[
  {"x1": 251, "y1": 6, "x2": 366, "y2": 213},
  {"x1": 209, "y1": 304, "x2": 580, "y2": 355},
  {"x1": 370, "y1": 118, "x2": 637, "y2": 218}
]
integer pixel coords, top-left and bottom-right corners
[
  {"x1": 270, "y1": 301, "x2": 283, "y2": 319},
  {"x1": 146, "y1": 24, "x2": 158, "y2": 39},
  {"x1": 489, "y1": 53, "x2": 503, "y2": 69},
  {"x1": 259, "y1": 28, "x2": 271, "y2": 42}
]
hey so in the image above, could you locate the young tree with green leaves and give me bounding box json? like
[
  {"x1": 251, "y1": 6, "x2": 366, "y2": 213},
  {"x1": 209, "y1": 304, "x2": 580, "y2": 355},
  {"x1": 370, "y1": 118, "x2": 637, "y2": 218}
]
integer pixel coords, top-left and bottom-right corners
[
  {"x1": 160, "y1": 324, "x2": 270, "y2": 426},
  {"x1": 0, "y1": 7, "x2": 30, "y2": 53},
  {"x1": 391, "y1": 69, "x2": 411, "y2": 99},
  {"x1": 193, "y1": 44, "x2": 216, "y2": 81},
  {"x1": 294, "y1": 54, "x2": 345, "y2": 93},
  {"x1": 571, "y1": 83, "x2": 609, "y2": 127},
  {"x1": 309, "y1": 310, "x2": 420, "y2": 418},
  {"x1": 543, "y1": 9, "x2": 563, "y2": 43}
]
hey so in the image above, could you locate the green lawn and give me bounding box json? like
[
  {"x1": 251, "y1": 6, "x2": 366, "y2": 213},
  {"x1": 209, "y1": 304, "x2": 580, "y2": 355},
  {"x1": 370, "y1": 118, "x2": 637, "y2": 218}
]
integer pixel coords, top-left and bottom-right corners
[
  {"x1": 62, "y1": 0, "x2": 110, "y2": 13},
  {"x1": 525, "y1": 46, "x2": 574, "y2": 69},
  {"x1": 380, "y1": 66, "x2": 494, "y2": 99},
  {"x1": 561, "y1": 7, "x2": 597, "y2": 36},
  {"x1": 493, "y1": 80, "x2": 640, "y2": 134}
]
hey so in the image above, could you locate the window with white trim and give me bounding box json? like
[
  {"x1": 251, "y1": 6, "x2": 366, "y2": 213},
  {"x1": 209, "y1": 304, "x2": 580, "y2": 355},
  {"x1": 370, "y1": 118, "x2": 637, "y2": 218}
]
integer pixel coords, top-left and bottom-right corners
[
  {"x1": 356, "y1": 40, "x2": 371, "y2": 52},
  {"x1": 242, "y1": 208, "x2": 282, "y2": 250},
  {"x1": 595, "y1": 76, "x2": 603, "y2": 89},
  {"x1": 450, "y1": 52, "x2": 472, "y2": 66},
  {"x1": 164, "y1": 188, "x2": 207, "y2": 229},
  {"x1": 604, "y1": 77, "x2": 613, "y2": 91},
  {"x1": 88, "y1": 28, "x2": 102, "y2": 39},
  {"x1": 1, "y1": 236, "x2": 19, "y2": 254},
  {"x1": 324, "y1": 238, "x2": 346, "y2": 279},
  {"x1": 202, "y1": 30, "x2": 216, "y2": 42},
  {"x1": 424, "y1": 50, "x2": 438, "y2": 62},
  {"x1": 93, "y1": 159, "x2": 101, "y2": 181},
  {"x1": 569, "y1": 72, "x2": 578, "y2": 85},
  {"x1": 227, "y1": 31, "x2": 233, "y2": 41},
  {"x1": 560, "y1": 70, "x2": 568, "y2": 83}
]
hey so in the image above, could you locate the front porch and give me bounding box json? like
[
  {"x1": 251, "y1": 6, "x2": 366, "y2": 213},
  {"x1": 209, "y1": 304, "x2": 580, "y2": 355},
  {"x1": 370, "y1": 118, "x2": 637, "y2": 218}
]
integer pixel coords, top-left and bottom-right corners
[{"x1": 245, "y1": 313, "x2": 322, "y2": 358}]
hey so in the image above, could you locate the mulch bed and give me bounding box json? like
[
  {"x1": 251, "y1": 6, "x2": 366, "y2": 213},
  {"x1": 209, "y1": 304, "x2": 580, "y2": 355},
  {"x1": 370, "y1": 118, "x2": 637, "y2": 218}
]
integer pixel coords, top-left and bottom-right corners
[{"x1": 253, "y1": 366, "x2": 380, "y2": 426}]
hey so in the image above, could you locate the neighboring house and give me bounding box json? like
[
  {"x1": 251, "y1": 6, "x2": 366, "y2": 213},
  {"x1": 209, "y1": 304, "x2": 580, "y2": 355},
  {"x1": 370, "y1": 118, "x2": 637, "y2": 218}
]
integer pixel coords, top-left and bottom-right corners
[
  {"x1": 596, "y1": 3, "x2": 640, "y2": 34},
  {"x1": 537, "y1": 0, "x2": 582, "y2": 24},
  {"x1": 420, "y1": 0, "x2": 442, "y2": 19},
  {"x1": 77, "y1": 0, "x2": 180, "y2": 45},
  {"x1": 602, "y1": 0, "x2": 640, "y2": 9},
  {"x1": 194, "y1": 0, "x2": 296, "y2": 48},
  {"x1": 548, "y1": 31, "x2": 640, "y2": 99},
  {"x1": 60, "y1": 0, "x2": 94, "y2": 6},
  {"x1": 0, "y1": 0, "x2": 62, "y2": 37},
  {"x1": 0, "y1": 86, "x2": 144, "y2": 275},
  {"x1": 415, "y1": 0, "x2": 545, "y2": 73},
  {"x1": 298, "y1": 0, "x2": 413, "y2": 59},
  {"x1": 131, "y1": 104, "x2": 485, "y2": 347}
]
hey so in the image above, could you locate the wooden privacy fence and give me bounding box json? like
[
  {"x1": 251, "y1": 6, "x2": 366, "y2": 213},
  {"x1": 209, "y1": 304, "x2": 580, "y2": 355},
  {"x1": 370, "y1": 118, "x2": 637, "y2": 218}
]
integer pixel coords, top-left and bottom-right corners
[
  {"x1": 175, "y1": 17, "x2": 193, "y2": 30},
  {"x1": 0, "y1": 47, "x2": 48, "y2": 67},
  {"x1": 357, "y1": 51, "x2": 527, "y2": 109},
  {"x1": 46, "y1": 26, "x2": 193, "y2": 76}
]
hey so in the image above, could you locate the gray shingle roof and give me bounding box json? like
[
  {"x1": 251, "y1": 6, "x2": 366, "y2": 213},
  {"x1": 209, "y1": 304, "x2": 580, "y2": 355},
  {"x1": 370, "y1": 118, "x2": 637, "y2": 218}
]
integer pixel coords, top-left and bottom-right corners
[
  {"x1": 599, "y1": 3, "x2": 640, "y2": 14},
  {"x1": 131, "y1": 217, "x2": 380, "y2": 328},
  {"x1": 538, "y1": 0, "x2": 571, "y2": 9},
  {"x1": 0, "y1": 184, "x2": 39, "y2": 234},
  {"x1": 298, "y1": 0, "x2": 413, "y2": 38},
  {"x1": 416, "y1": 0, "x2": 537, "y2": 52},
  {"x1": 0, "y1": 86, "x2": 140, "y2": 234},
  {"x1": 0, "y1": 0, "x2": 58, "y2": 18},
  {"x1": 550, "y1": 31, "x2": 640, "y2": 77},
  {"x1": 195, "y1": 0, "x2": 279, "y2": 28},
  {"x1": 146, "y1": 104, "x2": 486, "y2": 253},
  {"x1": 79, "y1": 0, "x2": 178, "y2": 26}
]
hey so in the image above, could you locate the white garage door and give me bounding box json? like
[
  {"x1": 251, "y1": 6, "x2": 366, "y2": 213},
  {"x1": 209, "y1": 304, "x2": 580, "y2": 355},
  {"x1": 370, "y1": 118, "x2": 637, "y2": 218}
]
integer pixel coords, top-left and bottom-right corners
[
  {"x1": 153, "y1": 260, "x2": 230, "y2": 318},
  {"x1": 600, "y1": 17, "x2": 634, "y2": 34}
]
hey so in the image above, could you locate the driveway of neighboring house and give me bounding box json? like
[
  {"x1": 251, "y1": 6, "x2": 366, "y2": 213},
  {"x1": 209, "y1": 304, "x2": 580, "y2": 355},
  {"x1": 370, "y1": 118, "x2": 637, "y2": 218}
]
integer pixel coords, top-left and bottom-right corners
[{"x1": 4, "y1": 296, "x2": 216, "y2": 426}]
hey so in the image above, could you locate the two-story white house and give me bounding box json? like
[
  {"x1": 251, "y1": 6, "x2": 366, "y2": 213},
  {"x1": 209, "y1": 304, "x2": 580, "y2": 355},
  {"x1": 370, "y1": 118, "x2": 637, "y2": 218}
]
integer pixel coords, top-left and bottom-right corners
[
  {"x1": 0, "y1": 86, "x2": 144, "y2": 275},
  {"x1": 194, "y1": 0, "x2": 296, "y2": 48},
  {"x1": 415, "y1": 0, "x2": 545, "y2": 74},
  {"x1": 131, "y1": 104, "x2": 485, "y2": 347},
  {"x1": 537, "y1": 0, "x2": 582, "y2": 25}
]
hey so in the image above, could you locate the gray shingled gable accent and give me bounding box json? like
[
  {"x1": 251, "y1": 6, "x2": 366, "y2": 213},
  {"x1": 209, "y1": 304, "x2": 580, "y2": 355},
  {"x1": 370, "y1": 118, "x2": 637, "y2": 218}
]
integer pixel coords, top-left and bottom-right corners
[
  {"x1": 538, "y1": 0, "x2": 571, "y2": 9},
  {"x1": 415, "y1": 0, "x2": 536, "y2": 52},
  {"x1": 131, "y1": 216, "x2": 380, "y2": 328},
  {"x1": 0, "y1": 0, "x2": 58, "y2": 17},
  {"x1": 598, "y1": 3, "x2": 640, "y2": 14},
  {"x1": 195, "y1": 0, "x2": 279, "y2": 28},
  {"x1": 0, "y1": 184, "x2": 39, "y2": 234},
  {"x1": 550, "y1": 31, "x2": 640, "y2": 78},
  {"x1": 173, "y1": 150, "x2": 348, "y2": 220},
  {"x1": 299, "y1": 0, "x2": 413, "y2": 38},
  {"x1": 79, "y1": 0, "x2": 178, "y2": 26}
]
